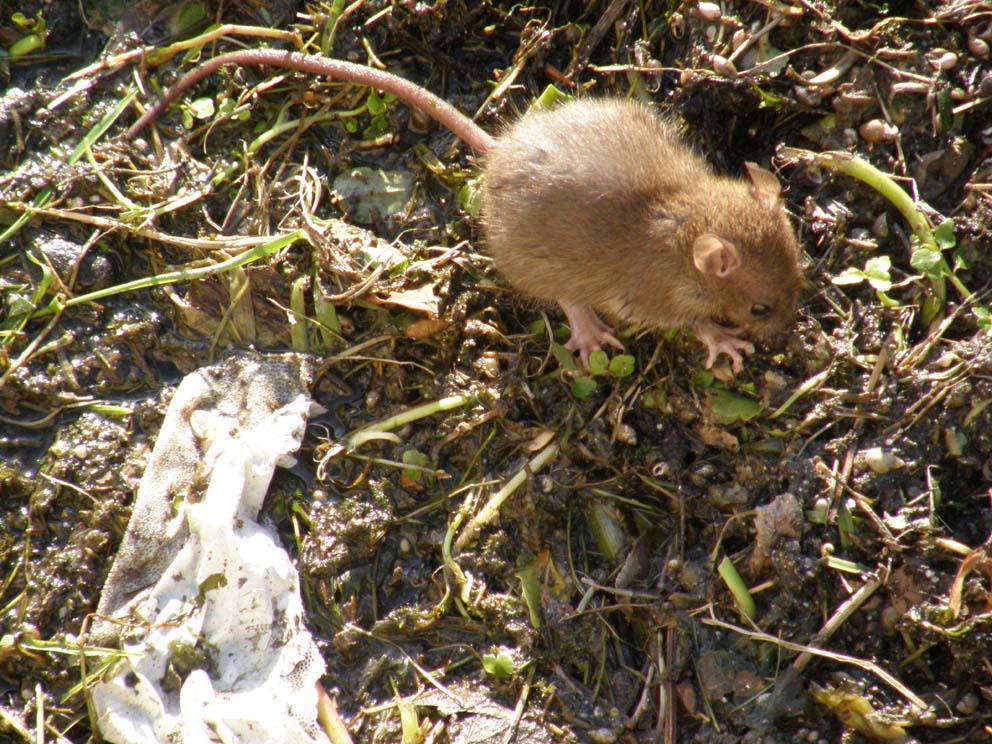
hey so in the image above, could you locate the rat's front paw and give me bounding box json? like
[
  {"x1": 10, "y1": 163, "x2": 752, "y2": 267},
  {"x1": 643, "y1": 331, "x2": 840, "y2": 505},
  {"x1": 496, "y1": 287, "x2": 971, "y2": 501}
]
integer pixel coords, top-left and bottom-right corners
[
  {"x1": 694, "y1": 321, "x2": 755, "y2": 373},
  {"x1": 559, "y1": 300, "x2": 624, "y2": 367}
]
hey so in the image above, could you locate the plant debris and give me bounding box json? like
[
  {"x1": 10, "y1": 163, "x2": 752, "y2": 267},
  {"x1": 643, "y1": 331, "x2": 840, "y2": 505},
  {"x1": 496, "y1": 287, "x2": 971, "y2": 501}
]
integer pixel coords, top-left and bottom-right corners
[{"x1": 3, "y1": 1, "x2": 992, "y2": 742}]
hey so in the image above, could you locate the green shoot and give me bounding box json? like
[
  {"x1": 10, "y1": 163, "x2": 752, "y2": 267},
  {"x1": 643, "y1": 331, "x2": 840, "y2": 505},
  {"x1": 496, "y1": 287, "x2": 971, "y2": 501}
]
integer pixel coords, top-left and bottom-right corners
[
  {"x1": 717, "y1": 556, "x2": 756, "y2": 621},
  {"x1": 781, "y1": 148, "x2": 974, "y2": 326}
]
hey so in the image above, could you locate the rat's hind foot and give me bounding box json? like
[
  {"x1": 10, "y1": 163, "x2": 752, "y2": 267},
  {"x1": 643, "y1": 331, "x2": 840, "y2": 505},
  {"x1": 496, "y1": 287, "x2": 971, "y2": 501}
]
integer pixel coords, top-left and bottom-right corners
[
  {"x1": 694, "y1": 321, "x2": 755, "y2": 374},
  {"x1": 560, "y1": 300, "x2": 624, "y2": 367}
]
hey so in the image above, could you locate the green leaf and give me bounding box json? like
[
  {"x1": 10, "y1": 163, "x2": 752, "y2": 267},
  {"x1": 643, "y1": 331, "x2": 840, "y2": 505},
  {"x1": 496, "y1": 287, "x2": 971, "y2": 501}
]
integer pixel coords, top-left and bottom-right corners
[
  {"x1": 586, "y1": 500, "x2": 626, "y2": 563},
  {"x1": 457, "y1": 176, "x2": 483, "y2": 218},
  {"x1": 934, "y1": 218, "x2": 956, "y2": 250},
  {"x1": 530, "y1": 85, "x2": 572, "y2": 112},
  {"x1": 608, "y1": 354, "x2": 636, "y2": 379},
  {"x1": 402, "y1": 449, "x2": 429, "y2": 484},
  {"x1": 188, "y1": 97, "x2": 215, "y2": 120},
  {"x1": 402, "y1": 449, "x2": 428, "y2": 466},
  {"x1": 835, "y1": 256, "x2": 893, "y2": 290},
  {"x1": 397, "y1": 696, "x2": 423, "y2": 741},
  {"x1": 692, "y1": 369, "x2": 715, "y2": 388},
  {"x1": 366, "y1": 90, "x2": 387, "y2": 115},
  {"x1": 862, "y1": 255, "x2": 892, "y2": 291},
  {"x1": 516, "y1": 556, "x2": 543, "y2": 630},
  {"x1": 551, "y1": 343, "x2": 580, "y2": 370},
  {"x1": 482, "y1": 652, "x2": 516, "y2": 681},
  {"x1": 571, "y1": 376, "x2": 598, "y2": 399},
  {"x1": 974, "y1": 306, "x2": 991, "y2": 332},
  {"x1": 710, "y1": 389, "x2": 762, "y2": 424},
  {"x1": 836, "y1": 500, "x2": 855, "y2": 549},
  {"x1": 910, "y1": 246, "x2": 942, "y2": 272},
  {"x1": 528, "y1": 318, "x2": 546, "y2": 335},
  {"x1": 717, "y1": 556, "x2": 755, "y2": 621},
  {"x1": 831, "y1": 267, "x2": 866, "y2": 286},
  {"x1": 863, "y1": 255, "x2": 891, "y2": 278},
  {"x1": 920, "y1": 294, "x2": 941, "y2": 327},
  {"x1": 752, "y1": 82, "x2": 785, "y2": 109},
  {"x1": 9, "y1": 33, "x2": 45, "y2": 57},
  {"x1": 587, "y1": 350, "x2": 609, "y2": 376},
  {"x1": 175, "y1": 2, "x2": 207, "y2": 34},
  {"x1": 866, "y1": 275, "x2": 892, "y2": 292},
  {"x1": 640, "y1": 389, "x2": 666, "y2": 410},
  {"x1": 313, "y1": 290, "x2": 341, "y2": 350},
  {"x1": 952, "y1": 249, "x2": 970, "y2": 272},
  {"x1": 363, "y1": 115, "x2": 390, "y2": 139},
  {"x1": 12, "y1": 12, "x2": 44, "y2": 32}
]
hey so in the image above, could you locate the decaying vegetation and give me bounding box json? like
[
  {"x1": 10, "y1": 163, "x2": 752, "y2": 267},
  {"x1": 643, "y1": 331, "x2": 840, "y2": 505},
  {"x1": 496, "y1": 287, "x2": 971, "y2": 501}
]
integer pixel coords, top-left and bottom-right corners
[{"x1": 2, "y1": 1, "x2": 992, "y2": 741}]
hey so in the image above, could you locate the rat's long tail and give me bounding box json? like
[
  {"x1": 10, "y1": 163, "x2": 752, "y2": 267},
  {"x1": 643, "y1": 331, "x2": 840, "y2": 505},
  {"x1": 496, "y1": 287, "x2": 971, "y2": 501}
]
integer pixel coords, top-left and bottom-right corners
[{"x1": 126, "y1": 48, "x2": 495, "y2": 152}]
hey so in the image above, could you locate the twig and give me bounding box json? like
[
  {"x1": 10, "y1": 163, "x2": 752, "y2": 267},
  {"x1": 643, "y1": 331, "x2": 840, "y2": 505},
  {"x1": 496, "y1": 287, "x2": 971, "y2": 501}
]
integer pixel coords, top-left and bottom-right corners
[{"x1": 704, "y1": 581, "x2": 928, "y2": 712}]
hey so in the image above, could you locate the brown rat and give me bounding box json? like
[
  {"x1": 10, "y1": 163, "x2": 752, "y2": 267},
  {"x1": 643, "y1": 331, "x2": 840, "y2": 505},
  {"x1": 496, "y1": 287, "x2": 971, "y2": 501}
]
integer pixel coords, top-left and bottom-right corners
[
  {"x1": 127, "y1": 50, "x2": 801, "y2": 372},
  {"x1": 482, "y1": 98, "x2": 801, "y2": 371}
]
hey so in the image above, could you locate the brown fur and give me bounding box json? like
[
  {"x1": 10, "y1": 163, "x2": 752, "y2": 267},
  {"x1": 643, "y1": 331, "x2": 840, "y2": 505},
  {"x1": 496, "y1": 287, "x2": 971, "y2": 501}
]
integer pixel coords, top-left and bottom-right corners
[{"x1": 481, "y1": 98, "x2": 801, "y2": 342}]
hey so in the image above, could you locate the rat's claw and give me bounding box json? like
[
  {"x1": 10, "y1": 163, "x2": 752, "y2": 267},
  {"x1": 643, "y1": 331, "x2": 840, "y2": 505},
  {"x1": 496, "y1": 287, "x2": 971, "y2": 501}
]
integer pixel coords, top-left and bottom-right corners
[
  {"x1": 695, "y1": 322, "x2": 755, "y2": 374},
  {"x1": 559, "y1": 300, "x2": 624, "y2": 367}
]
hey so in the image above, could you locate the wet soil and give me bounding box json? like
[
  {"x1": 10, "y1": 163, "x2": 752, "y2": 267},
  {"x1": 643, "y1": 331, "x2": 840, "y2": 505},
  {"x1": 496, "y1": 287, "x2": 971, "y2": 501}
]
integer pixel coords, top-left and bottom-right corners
[{"x1": 2, "y1": 1, "x2": 992, "y2": 742}]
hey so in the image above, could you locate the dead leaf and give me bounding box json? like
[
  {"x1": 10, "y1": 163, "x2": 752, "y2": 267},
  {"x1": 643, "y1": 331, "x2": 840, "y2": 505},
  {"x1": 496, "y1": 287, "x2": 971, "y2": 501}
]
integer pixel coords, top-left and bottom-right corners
[
  {"x1": 750, "y1": 492, "x2": 803, "y2": 573},
  {"x1": 812, "y1": 683, "x2": 908, "y2": 743},
  {"x1": 696, "y1": 423, "x2": 740, "y2": 452},
  {"x1": 369, "y1": 284, "x2": 441, "y2": 317},
  {"x1": 948, "y1": 539, "x2": 992, "y2": 619},
  {"x1": 405, "y1": 318, "x2": 451, "y2": 340},
  {"x1": 526, "y1": 429, "x2": 556, "y2": 452}
]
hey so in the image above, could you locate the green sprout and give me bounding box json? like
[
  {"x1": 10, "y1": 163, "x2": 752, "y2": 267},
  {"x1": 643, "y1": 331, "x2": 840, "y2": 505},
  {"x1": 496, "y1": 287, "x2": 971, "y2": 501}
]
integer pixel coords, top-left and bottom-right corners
[
  {"x1": 551, "y1": 346, "x2": 637, "y2": 399},
  {"x1": 717, "y1": 556, "x2": 756, "y2": 621},
  {"x1": 832, "y1": 255, "x2": 899, "y2": 307},
  {"x1": 781, "y1": 148, "x2": 978, "y2": 328}
]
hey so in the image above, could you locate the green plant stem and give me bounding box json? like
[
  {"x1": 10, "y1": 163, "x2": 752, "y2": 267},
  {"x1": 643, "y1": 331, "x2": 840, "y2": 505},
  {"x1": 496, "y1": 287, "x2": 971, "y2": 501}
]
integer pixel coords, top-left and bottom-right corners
[
  {"x1": 454, "y1": 441, "x2": 559, "y2": 553},
  {"x1": 346, "y1": 394, "x2": 473, "y2": 449},
  {"x1": 781, "y1": 147, "x2": 978, "y2": 320},
  {"x1": 818, "y1": 152, "x2": 935, "y2": 249}
]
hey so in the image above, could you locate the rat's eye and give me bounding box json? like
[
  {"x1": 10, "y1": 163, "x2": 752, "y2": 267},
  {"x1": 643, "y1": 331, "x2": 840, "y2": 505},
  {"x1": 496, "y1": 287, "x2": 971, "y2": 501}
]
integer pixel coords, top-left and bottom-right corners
[{"x1": 750, "y1": 304, "x2": 771, "y2": 318}]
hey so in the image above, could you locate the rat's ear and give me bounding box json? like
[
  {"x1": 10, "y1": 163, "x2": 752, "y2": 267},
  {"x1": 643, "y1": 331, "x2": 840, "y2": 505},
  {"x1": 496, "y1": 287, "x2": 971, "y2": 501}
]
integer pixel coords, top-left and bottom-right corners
[
  {"x1": 744, "y1": 162, "x2": 782, "y2": 210},
  {"x1": 693, "y1": 234, "x2": 740, "y2": 277}
]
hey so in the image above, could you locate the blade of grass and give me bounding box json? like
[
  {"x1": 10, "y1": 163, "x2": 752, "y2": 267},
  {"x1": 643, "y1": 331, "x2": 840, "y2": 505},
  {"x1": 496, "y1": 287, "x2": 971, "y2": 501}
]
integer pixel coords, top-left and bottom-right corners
[
  {"x1": 32, "y1": 229, "x2": 305, "y2": 319},
  {"x1": 717, "y1": 556, "x2": 756, "y2": 621},
  {"x1": 516, "y1": 557, "x2": 543, "y2": 630},
  {"x1": 346, "y1": 394, "x2": 473, "y2": 449},
  {"x1": 289, "y1": 276, "x2": 308, "y2": 352},
  {"x1": 454, "y1": 441, "x2": 559, "y2": 553},
  {"x1": 0, "y1": 91, "x2": 135, "y2": 247},
  {"x1": 63, "y1": 24, "x2": 303, "y2": 83}
]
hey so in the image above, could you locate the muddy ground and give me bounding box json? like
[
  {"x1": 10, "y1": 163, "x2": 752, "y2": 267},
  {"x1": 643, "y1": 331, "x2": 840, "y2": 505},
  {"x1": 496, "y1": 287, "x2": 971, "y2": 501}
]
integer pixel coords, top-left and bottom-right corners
[{"x1": 2, "y1": 0, "x2": 992, "y2": 742}]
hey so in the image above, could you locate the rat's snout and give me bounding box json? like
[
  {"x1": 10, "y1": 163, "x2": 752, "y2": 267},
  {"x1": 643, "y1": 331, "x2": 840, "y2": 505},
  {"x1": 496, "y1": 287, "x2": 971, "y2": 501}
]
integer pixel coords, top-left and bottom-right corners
[
  {"x1": 745, "y1": 266, "x2": 801, "y2": 338},
  {"x1": 753, "y1": 323, "x2": 794, "y2": 350},
  {"x1": 736, "y1": 293, "x2": 799, "y2": 342}
]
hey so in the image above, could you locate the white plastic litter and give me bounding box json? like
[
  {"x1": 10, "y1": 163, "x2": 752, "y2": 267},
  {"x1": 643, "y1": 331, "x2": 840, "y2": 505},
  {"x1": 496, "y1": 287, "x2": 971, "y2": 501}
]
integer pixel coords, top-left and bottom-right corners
[{"x1": 91, "y1": 354, "x2": 329, "y2": 744}]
